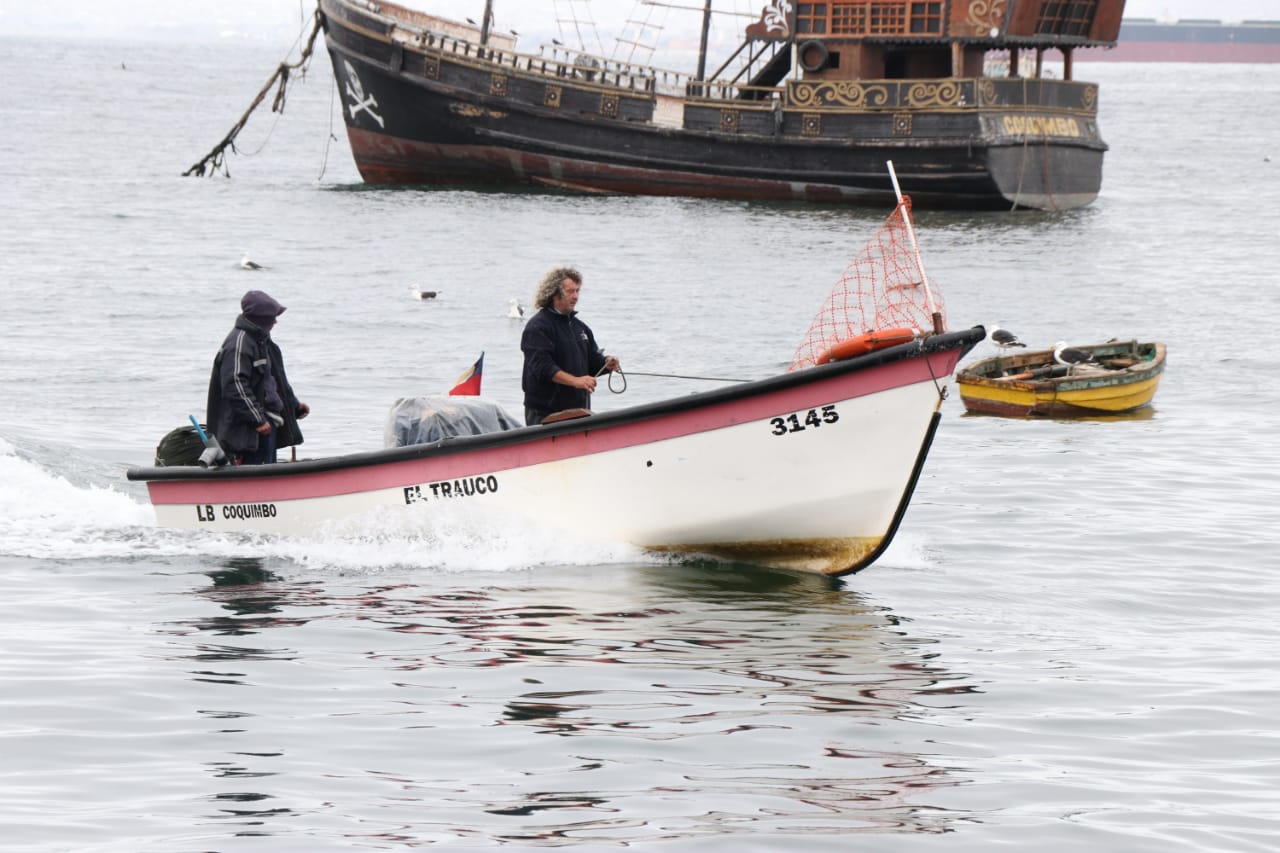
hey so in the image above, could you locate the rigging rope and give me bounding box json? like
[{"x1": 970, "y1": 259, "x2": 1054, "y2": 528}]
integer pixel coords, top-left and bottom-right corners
[
  {"x1": 183, "y1": 9, "x2": 325, "y2": 178},
  {"x1": 597, "y1": 368, "x2": 752, "y2": 395}
]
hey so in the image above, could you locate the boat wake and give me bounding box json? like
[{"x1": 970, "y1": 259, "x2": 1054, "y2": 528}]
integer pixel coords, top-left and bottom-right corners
[
  {"x1": 0, "y1": 436, "x2": 657, "y2": 572},
  {"x1": 269, "y1": 503, "x2": 659, "y2": 575},
  {"x1": 0, "y1": 436, "x2": 156, "y2": 560}
]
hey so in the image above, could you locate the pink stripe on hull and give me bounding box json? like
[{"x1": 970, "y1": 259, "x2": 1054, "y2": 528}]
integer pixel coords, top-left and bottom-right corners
[{"x1": 149, "y1": 350, "x2": 955, "y2": 506}]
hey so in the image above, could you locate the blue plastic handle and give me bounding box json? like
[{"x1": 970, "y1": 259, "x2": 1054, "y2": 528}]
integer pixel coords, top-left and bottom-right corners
[{"x1": 188, "y1": 415, "x2": 211, "y2": 444}]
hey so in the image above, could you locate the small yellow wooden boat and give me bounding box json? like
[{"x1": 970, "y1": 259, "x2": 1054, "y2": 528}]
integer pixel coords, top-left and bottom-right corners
[{"x1": 957, "y1": 339, "x2": 1166, "y2": 418}]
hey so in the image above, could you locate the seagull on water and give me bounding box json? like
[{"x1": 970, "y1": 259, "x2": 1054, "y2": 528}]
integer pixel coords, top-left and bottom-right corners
[
  {"x1": 239, "y1": 251, "x2": 265, "y2": 271},
  {"x1": 409, "y1": 286, "x2": 439, "y2": 300},
  {"x1": 506, "y1": 298, "x2": 525, "y2": 319},
  {"x1": 988, "y1": 325, "x2": 1026, "y2": 350},
  {"x1": 1053, "y1": 341, "x2": 1097, "y2": 368}
]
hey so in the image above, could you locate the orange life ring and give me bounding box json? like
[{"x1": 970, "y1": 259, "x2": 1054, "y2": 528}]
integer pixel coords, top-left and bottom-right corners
[{"x1": 815, "y1": 327, "x2": 919, "y2": 365}]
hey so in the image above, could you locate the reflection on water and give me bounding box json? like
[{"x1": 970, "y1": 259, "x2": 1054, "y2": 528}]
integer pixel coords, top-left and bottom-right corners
[
  {"x1": 152, "y1": 561, "x2": 979, "y2": 842},
  {"x1": 185, "y1": 557, "x2": 315, "y2": 640}
]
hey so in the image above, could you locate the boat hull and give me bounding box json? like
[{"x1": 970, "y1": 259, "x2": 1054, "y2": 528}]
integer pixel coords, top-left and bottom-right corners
[
  {"x1": 129, "y1": 329, "x2": 984, "y2": 576},
  {"x1": 957, "y1": 340, "x2": 1166, "y2": 418},
  {"x1": 318, "y1": 0, "x2": 1108, "y2": 211}
]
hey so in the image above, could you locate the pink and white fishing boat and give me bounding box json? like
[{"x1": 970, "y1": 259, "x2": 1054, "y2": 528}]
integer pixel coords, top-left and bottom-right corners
[{"x1": 128, "y1": 191, "x2": 982, "y2": 576}]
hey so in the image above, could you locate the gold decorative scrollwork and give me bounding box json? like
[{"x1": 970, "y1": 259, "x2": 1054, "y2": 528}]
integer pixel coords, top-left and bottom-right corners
[
  {"x1": 600, "y1": 94, "x2": 620, "y2": 118},
  {"x1": 1081, "y1": 85, "x2": 1098, "y2": 111},
  {"x1": 979, "y1": 79, "x2": 998, "y2": 106},
  {"x1": 966, "y1": 0, "x2": 1007, "y2": 36},
  {"x1": 489, "y1": 74, "x2": 508, "y2": 97},
  {"x1": 720, "y1": 110, "x2": 740, "y2": 132},
  {"x1": 906, "y1": 81, "x2": 967, "y2": 108},
  {"x1": 790, "y1": 81, "x2": 891, "y2": 110},
  {"x1": 544, "y1": 85, "x2": 562, "y2": 108}
]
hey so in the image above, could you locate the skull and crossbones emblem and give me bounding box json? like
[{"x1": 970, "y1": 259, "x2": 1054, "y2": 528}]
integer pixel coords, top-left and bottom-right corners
[{"x1": 342, "y1": 60, "x2": 385, "y2": 128}]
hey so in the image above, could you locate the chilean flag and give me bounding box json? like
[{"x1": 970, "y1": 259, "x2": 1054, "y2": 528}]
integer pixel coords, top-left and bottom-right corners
[{"x1": 448, "y1": 352, "x2": 484, "y2": 396}]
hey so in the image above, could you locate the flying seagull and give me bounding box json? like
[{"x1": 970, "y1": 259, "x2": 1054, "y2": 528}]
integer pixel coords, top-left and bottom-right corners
[
  {"x1": 239, "y1": 251, "x2": 265, "y2": 271},
  {"x1": 506, "y1": 298, "x2": 525, "y2": 319},
  {"x1": 1053, "y1": 341, "x2": 1096, "y2": 368},
  {"x1": 988, "y1": 325, "x2": 1026, "y2": 350}
]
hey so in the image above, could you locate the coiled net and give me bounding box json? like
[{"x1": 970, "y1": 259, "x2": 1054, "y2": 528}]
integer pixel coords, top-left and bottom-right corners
[{"x1": 789, "y1": 197, "x2": 945, "y2": 371}]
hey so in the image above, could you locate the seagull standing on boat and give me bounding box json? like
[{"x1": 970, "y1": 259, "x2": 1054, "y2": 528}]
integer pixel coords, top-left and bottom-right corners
[
  {"x1": 988, "y1": 325, "x2": 1026, "y2": 350},
  {"x1": 1053, "y1": 341, "x2": 1096, "y2": 368},
  {"x1": 507, "y1": 298, "x2": 525, "y2": 319},
  {"x1": 239, "y1": 252, "x2": 265, "y2": 271}
]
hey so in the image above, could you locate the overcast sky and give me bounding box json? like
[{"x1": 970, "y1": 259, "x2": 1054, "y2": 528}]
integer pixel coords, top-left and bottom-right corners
[{"x1": 2, "y1": 1, "x2": 1274, "y2": 44}]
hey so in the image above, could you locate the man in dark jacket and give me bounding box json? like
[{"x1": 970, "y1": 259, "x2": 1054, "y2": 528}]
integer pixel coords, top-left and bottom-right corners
[
  {"x1": 520, "y1": 267, "x2": 620, "y2": 426},
  {"x1": 207, "y1": 290, "x2": 309, "y2": 464}
]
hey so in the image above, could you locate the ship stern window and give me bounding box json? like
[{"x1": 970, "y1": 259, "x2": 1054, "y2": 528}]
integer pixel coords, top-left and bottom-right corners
[
  {"x1": 815, "y1": 2, "x2": 943, "y2": 37},
  {"x1": 867, "y1": 3, "x2": 905, "y2": 34},
  {"x1": 909, "y1": 2, "x2": 943, "y2": 35},
  {"x1": 829, "y1": 2, "x2": 865, "y2": 34},
  {"x1": 797, "y1": 4, "x2": 829, "y2": 35},
  {"x1": 1038, "y1": 0, "x2": 1100, "y2": 37}
]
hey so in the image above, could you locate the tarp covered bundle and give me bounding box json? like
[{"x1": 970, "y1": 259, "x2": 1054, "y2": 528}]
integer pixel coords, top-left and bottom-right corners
[
  {"x1": 154, "y1": 425, "x2": 208, "y2": 466},
  {"x1": 384, "y1": 395, "x2": 521, "y2": 448}
]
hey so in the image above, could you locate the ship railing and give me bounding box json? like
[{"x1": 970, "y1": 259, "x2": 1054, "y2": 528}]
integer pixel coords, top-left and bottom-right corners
[
  {"x1": 685, "y1": 80, "x2": 784, "y2": 106},
  {"x1": 400, "y1": 23, "x2": 698, "y2": 96}
]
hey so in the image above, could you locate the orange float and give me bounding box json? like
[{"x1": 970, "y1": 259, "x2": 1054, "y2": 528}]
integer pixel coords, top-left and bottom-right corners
[{"x1": 815, "y1": 328, "x2": 919, "y2": 365}]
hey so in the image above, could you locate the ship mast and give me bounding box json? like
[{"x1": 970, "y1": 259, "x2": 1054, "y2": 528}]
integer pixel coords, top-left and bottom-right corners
[
  {"x1": 695, "y1": 0, "x2": 712, "y2": 81},
  {"x1": 479, "y1": 0, "x2": 494, "y2": 44}
]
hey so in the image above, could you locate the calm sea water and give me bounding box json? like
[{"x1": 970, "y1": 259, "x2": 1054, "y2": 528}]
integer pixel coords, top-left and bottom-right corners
[{"x1": 2, "y1": 32, "x2": 1279, "y2": 853}]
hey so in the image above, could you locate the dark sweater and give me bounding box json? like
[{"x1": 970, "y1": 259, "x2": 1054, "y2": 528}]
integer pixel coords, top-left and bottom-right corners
[{"x1": 520, "y1": 308, "x2": 608, "y2": 416}]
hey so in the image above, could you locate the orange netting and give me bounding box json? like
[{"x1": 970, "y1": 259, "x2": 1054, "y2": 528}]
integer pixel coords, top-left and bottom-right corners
[{"x1": 788, "y1": 197, "x2": 946, "y2": 371}]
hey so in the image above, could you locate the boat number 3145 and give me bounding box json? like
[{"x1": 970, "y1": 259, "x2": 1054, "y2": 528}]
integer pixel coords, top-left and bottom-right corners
[{"x1": 770, "y1": 405, "x2": 839, "y2": 435}]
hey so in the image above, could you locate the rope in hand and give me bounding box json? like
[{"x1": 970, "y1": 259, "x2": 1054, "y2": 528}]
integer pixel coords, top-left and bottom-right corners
[
  {"x1": 183, "y1": 9, "x2": 325, "y2": 177},
  {"x1": 596, "y1": 367, "x2": 753, "y2": 395}
]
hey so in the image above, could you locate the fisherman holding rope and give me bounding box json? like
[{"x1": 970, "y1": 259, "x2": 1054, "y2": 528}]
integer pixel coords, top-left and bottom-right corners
[{"x1": 520, "y1": 267, "x2": 620, "y2": 426}]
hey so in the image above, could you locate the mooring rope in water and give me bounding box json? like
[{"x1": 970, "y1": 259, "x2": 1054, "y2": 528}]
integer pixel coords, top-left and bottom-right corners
[{"x1": 183, "y1": 9, "x2": 324, "y2": 178}]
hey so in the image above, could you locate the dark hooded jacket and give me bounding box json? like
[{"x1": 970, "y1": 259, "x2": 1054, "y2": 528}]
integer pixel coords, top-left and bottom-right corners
[
  {"x1": 206, "y1": 314, "x2": 304, "y2": 455},
  {"x1": 520, "y1": 308, "x2": 608, "y2": 416}
]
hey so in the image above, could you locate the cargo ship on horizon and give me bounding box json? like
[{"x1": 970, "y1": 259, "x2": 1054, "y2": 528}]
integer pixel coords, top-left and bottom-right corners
[{"x1": 1079, "y1": 17, "x2": 1280, "y2": 62}]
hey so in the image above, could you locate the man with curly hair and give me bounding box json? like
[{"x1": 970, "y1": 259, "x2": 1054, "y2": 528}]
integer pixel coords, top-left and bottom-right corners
[{"x1": 520, "y1": 266, "x2": 620, "y2": 426}]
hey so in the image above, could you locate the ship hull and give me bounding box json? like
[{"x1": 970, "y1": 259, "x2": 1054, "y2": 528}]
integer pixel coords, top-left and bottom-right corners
[{"x1": 320, "y1": 0, "x2": 1109, "y2": 211}]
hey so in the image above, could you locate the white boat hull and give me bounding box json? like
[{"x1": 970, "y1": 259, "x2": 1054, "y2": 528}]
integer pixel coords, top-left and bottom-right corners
[{"x1": 134, "y1": 330, "x2": 982, "y2": 575}]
